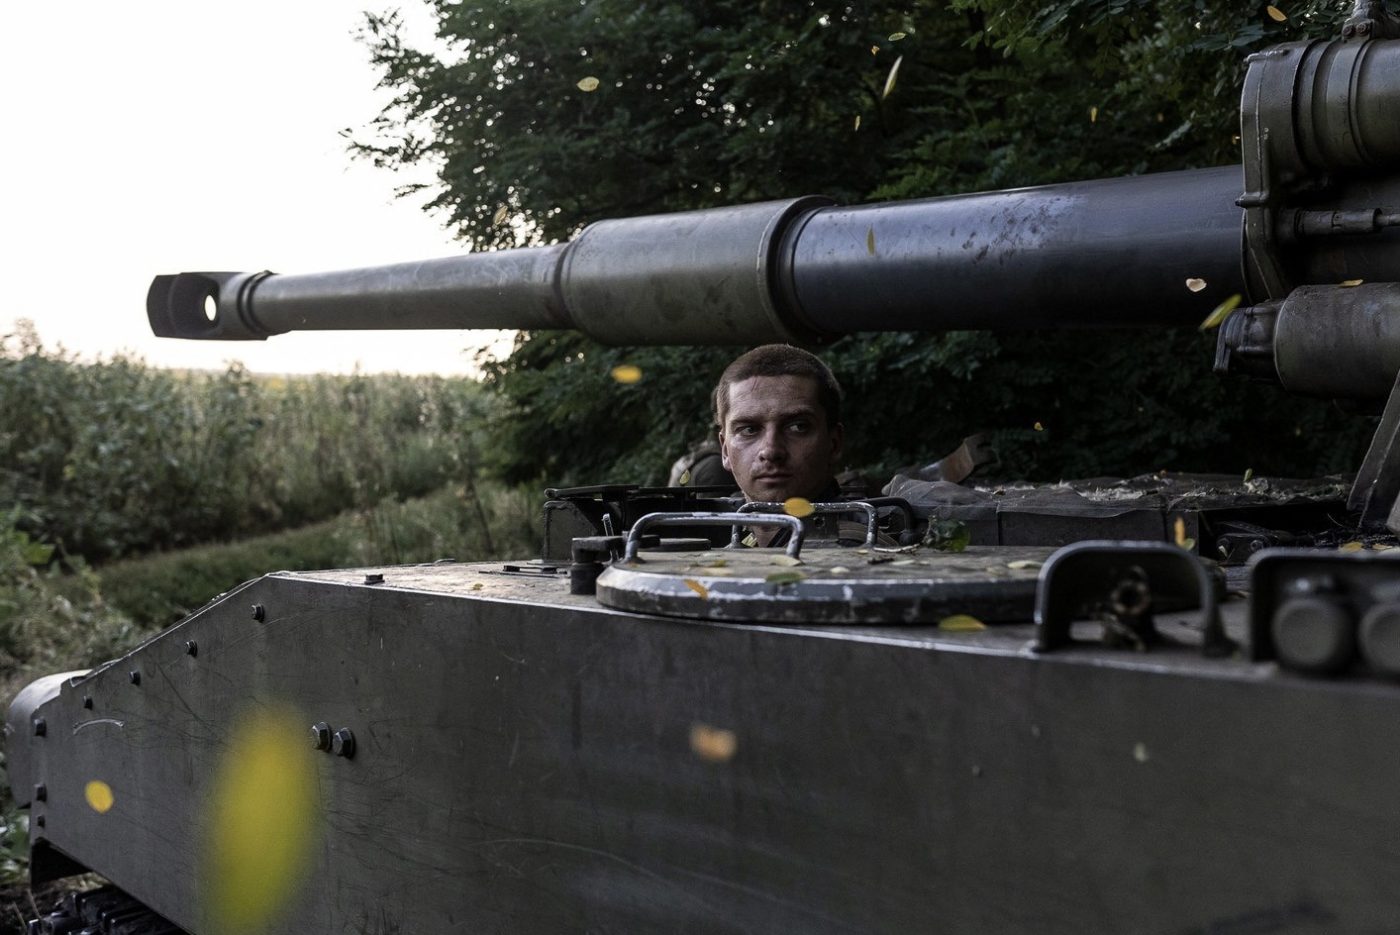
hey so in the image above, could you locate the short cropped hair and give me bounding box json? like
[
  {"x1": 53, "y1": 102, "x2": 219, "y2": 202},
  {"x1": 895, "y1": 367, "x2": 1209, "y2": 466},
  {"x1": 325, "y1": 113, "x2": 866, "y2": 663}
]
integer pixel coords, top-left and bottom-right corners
[{"x1": 712, "y1": 344, "x2": 843, "y2": 429}]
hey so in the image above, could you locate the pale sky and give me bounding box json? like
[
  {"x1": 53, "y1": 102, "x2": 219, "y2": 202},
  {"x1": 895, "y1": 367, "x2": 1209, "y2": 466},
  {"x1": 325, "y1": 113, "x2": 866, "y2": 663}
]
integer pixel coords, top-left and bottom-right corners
[{"x1": 2, "y1": 1, "x2": 513, "y2": 375}]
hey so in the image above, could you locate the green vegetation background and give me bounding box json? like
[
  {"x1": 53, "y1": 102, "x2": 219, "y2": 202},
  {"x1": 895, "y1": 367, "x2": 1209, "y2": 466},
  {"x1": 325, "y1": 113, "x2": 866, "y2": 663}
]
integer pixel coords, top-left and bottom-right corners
[{"x1": 357, "y1": 0, "x2": 1375, "y2": 486}]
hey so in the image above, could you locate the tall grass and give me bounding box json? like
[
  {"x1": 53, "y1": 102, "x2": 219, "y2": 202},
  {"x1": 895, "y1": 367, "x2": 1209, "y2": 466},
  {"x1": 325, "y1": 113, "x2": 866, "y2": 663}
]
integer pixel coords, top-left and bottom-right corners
[{"x1": 1, "y1": 323, "x2": 502, "y2": 563}]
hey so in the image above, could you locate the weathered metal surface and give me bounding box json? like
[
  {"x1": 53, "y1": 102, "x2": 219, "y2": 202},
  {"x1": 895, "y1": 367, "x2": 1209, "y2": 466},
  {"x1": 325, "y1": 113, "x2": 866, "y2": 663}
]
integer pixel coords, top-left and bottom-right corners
[
  {"x1": 14, "y1": 562, "x2": 1400, "y2": 933},
  {"x1": 598, "y1": 545, "x2": 1049, "y2": 624}
]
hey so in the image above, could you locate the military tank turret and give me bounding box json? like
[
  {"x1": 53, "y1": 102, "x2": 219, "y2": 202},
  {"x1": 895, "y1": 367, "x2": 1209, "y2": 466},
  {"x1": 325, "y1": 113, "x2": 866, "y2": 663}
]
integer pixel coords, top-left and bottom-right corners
[{"x1": 12, "y1": 9, "x2": 1400, "y2": 933}]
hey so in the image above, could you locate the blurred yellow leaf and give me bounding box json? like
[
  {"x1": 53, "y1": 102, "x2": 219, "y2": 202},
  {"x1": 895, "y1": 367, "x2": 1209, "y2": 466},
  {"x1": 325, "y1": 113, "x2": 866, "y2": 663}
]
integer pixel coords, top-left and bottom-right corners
[
  {"x1": 1033, "y1": 421, "x2": 1044, "y2": 432},
  {"x1": 683, "y1": 578, "x2": 709, "y2": 599},
  {"x1": 1266, "y1": 5, "x2": 1287, "y2": 21},
  {"x1": 84, "y1": 780, "x2": 114, "y2": 814},
  {"x1": 870, "y1": 44, "x2": 880, "y2": 55},
  {"x1": 690, "y1": 723, "x2": 737, "y2": 762},
  {"x1": 1185, "y1": 277, "x2": 1207, "y2": 292},
  {"x1": 203, "y1": 708, "x2": 317, "y2": 934},
  {"x1": 1007, "y1": 559, "x2": 1042, "y2": 570},
  {"x1": 1174, "y1": 516, "x2": 1188, "y2": 547},
  {"x1": 610, "y1": 364, "x2": 643, "y2": 384},
  {"x1": 888, "y1": 31, "x2": 907, "y2": 40},
  {"x1": 765, "y1": 570, "x2": 805, "y2": 584},
  {"x1": 1090, "y1": 106, "x2": 1098, "y2": 123},
  {"x1": 1243, "y1": 467, "x2": 1254, "y2": 483},
  {"x1": 867, "y1": 227, "x2": 876, "y2": 255},
  {"x1": 882, "y1": 55, "x2": 903, "y2": 99},
  {"x1": 784, "y1": 497, "x2": 814, "y2": 518},
  {"x1": 1340, "y1": 541, "x2": 1365, "y2": 552},
  {"x1": 853, "y1": 114, "x2": 862, "y2": 131},
  {"x1": 577, "y1": 76, "x2": 600, "y2": 92},
  {"x1": 491, "y1": 205, "x2": 508, "y2": 226},
  {"x1": 770, "y1": 554, "x2": 802, "y2": 567},
  {"x1": 1341, "y1": 279, "x2": 1364, "y2": 287},
  {"x1": 1199, "y1": 293, "x2": 1243, "y2": 330},
  {"x1": 939, "y1": 614, "x2": 987, "y2": 632}
]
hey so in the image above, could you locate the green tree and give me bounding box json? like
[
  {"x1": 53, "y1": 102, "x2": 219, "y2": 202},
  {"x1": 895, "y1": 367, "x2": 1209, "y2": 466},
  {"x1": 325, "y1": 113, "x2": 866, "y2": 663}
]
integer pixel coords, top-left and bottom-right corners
[{"x1": 356, "y1": 0, "x2": 1375, "y2": 486}]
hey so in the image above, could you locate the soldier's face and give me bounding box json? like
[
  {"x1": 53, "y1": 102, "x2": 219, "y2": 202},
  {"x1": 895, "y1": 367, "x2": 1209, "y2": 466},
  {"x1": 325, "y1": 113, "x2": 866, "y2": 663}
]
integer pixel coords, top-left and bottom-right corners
[{"x1": 719, "y1": 375, "x2": 843, "y2": 503}]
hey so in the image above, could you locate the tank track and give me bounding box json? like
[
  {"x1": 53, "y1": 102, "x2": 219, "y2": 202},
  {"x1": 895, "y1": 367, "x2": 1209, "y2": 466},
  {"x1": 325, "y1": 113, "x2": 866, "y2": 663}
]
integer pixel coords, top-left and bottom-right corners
[{"x1": 27, "y1": 886, "x2": 186, "y2": 935}]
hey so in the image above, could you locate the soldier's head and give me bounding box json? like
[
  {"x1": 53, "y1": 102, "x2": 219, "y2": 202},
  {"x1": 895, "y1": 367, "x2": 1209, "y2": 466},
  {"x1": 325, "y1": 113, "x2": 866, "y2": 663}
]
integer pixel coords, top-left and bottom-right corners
[{"x1": 712, "y1": 344, "x2": 844, "y2": 503}]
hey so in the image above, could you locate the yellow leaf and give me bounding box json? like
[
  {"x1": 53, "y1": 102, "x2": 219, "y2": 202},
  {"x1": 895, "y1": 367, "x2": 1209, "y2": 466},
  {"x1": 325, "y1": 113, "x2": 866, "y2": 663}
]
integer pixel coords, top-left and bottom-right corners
[
  {"x1": 1340, "y1": 541, "x2": 1365, "y2": 552},
  {"x1": 1341, "y1": 279, "x2": 1364, "y2": 287},
  {"x1": 690, "y1": 723, "x2": 737, "y2": 763},
  {"x1": 770, "y1": 554, "x2": 802, "y2": 567},
  {"x1": 203, "y1": 708, "x2": 318, "y2": 933},
  {"x1": 85, "y1": 780, "x2": 114, "y2": 814},
  {"x1": 888, "y1": 31, "x2": 907, "y2": 41},
  {"x1": 1174, "y1": 516, "x2": 1188, "y2": 547},
  {"x1": 765, "y1": 570, "x2": 805, "y2": 584},
  {"x1": 784, "y1": 497, "x2": 814, "y2": 518},
  {"x1": 471, "y1": 582, "x2": 483, "y2": 591},
  {"x1": 882, "y1": 55, "x2": 903, "y2": 99},
  {"x1": 1007, "y1": 559, "x2": 1042, "y2": 571},
  {"x1": 1033, "y1": 421, "x2": 1044, "y2": 432},
  {"x1": 577, "y1": 76, "x2": 601, "y2": 92},
  {"x1": 1243, "y1": 467, "x2": 1254, "y2": 483},
  {"x1": 491, "y1": 205, "x2": 508, "y2": 226},
  {"x1": 866, "y1": 227, "x2": 876, "y2": 255},
  {"x1": 1199, "y1": 293, "x2": 1243, "y2": 330},
  {"x1": 1266, "y1": 5, "x2": 1287, "y2": 21},
  {"x1": 610, "y1": 364, "x2": 642, "y2": 384},
  {"x1": 1185, "y1": 277, "x2": 1207, "y2": 292},
  {"x1": 870, "y1": 44, "x2": 880, "y2": 55},
  {"x1": 1090, "y1": 106, "x2": 1098, "y2": 123},
  {"x1": 939, "y1": 614, "x2": 987, "y2": 632},
  {"x1": 683, "y1": 578, "x2": 709, "y2": 600},
  {"x1": 853, "y1": 114, "x2": 862, "y2": 131}
]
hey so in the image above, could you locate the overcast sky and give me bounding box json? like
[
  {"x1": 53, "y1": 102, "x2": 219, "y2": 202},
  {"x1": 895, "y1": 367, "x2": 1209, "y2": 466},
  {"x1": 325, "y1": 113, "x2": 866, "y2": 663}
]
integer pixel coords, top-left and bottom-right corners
[{"x1": 2, "y1": 1, "x2": 513, "y2": 375}]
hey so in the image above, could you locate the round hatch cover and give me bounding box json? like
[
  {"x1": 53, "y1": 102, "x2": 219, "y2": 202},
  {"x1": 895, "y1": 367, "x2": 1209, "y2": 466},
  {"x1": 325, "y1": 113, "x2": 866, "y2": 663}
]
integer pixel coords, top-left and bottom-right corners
[{"x1": 595, "y1": 545, "x2": 1052, "y2": 625}]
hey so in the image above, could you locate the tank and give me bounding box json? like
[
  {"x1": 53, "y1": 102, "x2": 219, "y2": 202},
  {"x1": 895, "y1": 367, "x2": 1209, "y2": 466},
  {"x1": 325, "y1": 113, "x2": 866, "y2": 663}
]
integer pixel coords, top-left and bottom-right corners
[{"x1": 12, "y1": 15, "x2": 1400, "y2": 934}]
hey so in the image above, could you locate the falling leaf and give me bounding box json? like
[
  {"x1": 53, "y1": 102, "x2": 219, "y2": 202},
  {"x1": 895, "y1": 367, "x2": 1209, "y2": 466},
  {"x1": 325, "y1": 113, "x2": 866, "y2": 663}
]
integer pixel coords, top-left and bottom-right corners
[
  {"x1": 1243, "y1": 468, "x2": 1254, "y2": 483},
  {"x1": 882, "y1": 55, "x2": 903, "y2": 99},
  {"x1": 1090, "y1": 106, "x2": 1098, "y2": 123},
  {"x1": 204, "y1": 708, "x2": 318, "y2": 933},
  {"x1": 784, "y1": 497, "x2": 814, "y2": 518},
  {"x1": 1199, "y1": 293, "x2": 1243, "y2": 330},
  {"x1": 870, "y1": 44, "x2": 880, "y2": 55},
  {"x1": 491, "y1": 205, "x2": 509, "y2": 226},
  {"x1": 888, "y1": 31, "x2": 907, "y2": 41},
  {"x1": 85, "y1": 780, "x2": 114, "y2": 814},
  {"x1": 690, "y1": 723, "x2": 737, "y2": 762},
  {"x1": 1340, "y1": 541, "x2": 1365, "y2": 552},
  {"x1": 866, "y1": 227, "x2": 876, "y2": 255},
  {"x1": 939, "y1": 614, "x2": 987, "y2": 632},
  {"x1": 577, "y1": 76, "x2": 600, "y2": 92},
  {"x1": 610, "y1": 364, "x2": 643, "y2": 384},
  {"x1": 1133, "y1": 742, "x2": 1150, "y2": 763},
  {"x1": 1007, "y1": 559, "x2": 1042, "y2": 571},
  {"x1": 1341, "y1": 279, "x2": 1364, "y2": 287},
  {"x1": 1174, "y1": 516, "x2": 1189, "y2": 548},
  {"x1": 1185, "y1": 278, "x2": 1207, "y2": 292},
  {"x1": 766, "y1": 570, "x2": 805, "y2": 585},
  {"x1": 683, "y1": 578, "x2": 709, "y2": 599},
  {"x1": 1034, "y1": 421, "x2": 1044, "y2": 432},
  {"x1": 853, "y1": 114, "x2": 862, "y2": 131},
  {"x1": 1266, "y1": 5, "x2": 1287, "y2": 21}
]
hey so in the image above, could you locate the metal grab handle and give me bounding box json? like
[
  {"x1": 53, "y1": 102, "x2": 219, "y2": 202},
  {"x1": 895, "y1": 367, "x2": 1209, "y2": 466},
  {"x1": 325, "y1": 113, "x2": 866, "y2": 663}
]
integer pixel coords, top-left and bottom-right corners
[
  {"x1": 734, "y1": 501, "x2": 878, "y2": 548},
  {"x1": 624, "y1": 512, "x2": 806, "y2": 561}
]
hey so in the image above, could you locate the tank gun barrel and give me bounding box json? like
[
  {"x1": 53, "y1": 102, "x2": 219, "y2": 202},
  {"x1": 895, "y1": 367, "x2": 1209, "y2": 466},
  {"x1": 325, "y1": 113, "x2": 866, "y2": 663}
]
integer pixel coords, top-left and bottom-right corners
[{"x1": 149, "y1": 170, "x2": 1248, "y2": 346}]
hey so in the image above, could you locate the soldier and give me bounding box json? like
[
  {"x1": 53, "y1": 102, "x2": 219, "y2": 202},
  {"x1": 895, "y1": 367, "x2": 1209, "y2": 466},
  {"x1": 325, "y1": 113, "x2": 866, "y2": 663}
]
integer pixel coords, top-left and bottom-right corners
[{"x1": 711, "y1": 344, "x2": 844, "y2": 505}]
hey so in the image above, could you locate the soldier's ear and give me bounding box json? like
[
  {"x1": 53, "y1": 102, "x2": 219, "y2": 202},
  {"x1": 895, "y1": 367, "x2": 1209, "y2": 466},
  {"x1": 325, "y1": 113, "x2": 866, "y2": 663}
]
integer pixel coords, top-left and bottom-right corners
[{"x1": 719, "y1": 429, "x2": 733, "y2": 470}]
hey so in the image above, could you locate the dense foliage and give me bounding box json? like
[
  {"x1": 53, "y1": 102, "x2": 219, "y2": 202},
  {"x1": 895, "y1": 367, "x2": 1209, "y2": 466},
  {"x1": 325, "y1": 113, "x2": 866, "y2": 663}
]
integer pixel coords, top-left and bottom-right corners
[
  {"x1": 357, "y1": 0, "x2": 1376, "y2": 486},
  {"x1": 1, "y1": 324, "x2": 499, "y2": 562}
]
